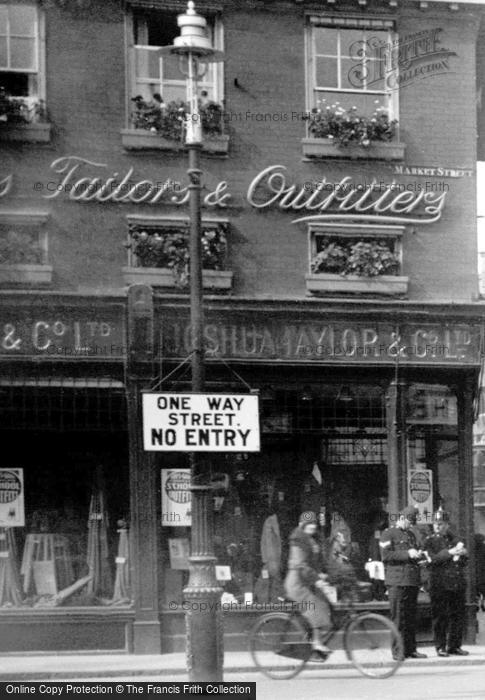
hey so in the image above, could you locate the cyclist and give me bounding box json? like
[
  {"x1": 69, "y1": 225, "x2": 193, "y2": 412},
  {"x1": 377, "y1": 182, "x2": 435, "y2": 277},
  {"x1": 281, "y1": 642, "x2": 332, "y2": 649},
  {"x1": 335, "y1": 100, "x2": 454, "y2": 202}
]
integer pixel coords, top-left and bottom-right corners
[{"x1": 284, "y1": 511, "x2": 331, "y2": 654}]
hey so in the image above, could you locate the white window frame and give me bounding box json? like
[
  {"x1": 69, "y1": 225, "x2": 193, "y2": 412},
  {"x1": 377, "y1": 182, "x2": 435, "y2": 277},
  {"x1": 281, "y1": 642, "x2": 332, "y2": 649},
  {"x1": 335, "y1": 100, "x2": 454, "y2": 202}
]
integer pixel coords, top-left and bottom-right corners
[
  {"x1": 0, "y1": 1, "x2": 45, "y2": 107},
  {"x1": 305, "y1": 15, "x2": 398, "y2": 121},
  {"x1": 125, "y1": 7, "x2": 224, "y2": 120}
]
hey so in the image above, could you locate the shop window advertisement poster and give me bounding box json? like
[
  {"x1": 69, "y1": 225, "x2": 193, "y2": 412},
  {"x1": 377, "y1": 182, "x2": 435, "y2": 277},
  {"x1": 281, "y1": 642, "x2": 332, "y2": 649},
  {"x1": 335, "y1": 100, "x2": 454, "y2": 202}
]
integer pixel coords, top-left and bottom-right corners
[
  {"x1": 161, "y1": 469, "x2": 191, "y2": 527},
  {"x1": 0, "y1": 468, "x2": 25, "y2": 527},
  {"x1": 408, "y1": 468, "x2": 433, "y2": 520}
]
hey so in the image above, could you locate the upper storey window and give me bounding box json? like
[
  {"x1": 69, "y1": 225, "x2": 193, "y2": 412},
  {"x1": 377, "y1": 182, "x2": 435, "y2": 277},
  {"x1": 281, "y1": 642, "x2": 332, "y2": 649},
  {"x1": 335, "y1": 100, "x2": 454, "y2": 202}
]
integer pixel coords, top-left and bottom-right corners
[
  {"x1": 306, "y1": 16, "x2": 397, "y2": 118},
  {"x1": 0, "y1": 2, "x2": 41, "y2": 104},
  {"x1": 130, "y1": 8, "x2": 223, "y2": 105}
]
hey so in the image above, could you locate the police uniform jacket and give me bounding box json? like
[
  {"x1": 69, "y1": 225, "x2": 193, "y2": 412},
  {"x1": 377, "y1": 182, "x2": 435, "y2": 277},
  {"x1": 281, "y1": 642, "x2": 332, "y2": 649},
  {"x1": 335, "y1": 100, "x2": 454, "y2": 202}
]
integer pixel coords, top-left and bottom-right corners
[
  {"x1": 379, "y1": 526, "x2": 421, "y2": 586},
  {"x1": 424, "y1": 531, "x2": 467, "y2": 592}
]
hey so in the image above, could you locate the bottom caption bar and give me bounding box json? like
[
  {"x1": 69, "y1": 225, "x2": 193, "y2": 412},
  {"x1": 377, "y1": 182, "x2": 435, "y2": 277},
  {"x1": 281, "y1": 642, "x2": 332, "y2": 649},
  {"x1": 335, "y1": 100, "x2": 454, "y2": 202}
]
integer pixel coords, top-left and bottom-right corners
[{"x1": 1, "y1": 683, "x2": 256, "y2": 699}]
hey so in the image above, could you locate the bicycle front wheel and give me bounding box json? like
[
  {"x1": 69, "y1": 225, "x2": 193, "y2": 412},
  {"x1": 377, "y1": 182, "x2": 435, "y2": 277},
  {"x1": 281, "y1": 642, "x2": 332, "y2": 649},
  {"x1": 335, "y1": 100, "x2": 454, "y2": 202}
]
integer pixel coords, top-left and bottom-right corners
[
  {"x1": 344, "y1": 612, "x2": 403, "y2": 679},
  {"x1": 248, "y1": 612, "x2": 312, "y2": 680}
]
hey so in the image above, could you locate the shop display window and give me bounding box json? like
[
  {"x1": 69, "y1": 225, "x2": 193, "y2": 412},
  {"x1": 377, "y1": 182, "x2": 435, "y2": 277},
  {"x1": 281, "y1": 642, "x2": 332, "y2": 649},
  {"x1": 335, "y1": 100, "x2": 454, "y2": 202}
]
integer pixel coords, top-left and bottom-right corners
[
  {"x1": 0, "y1": 382, "x2": 130, "y2": 609},
  {"x1": 406, "y1": 383, "x2": 459, "y2": 532},
  {"x1": 161, "y1": 382, "x2": 389, "y2": 606}
]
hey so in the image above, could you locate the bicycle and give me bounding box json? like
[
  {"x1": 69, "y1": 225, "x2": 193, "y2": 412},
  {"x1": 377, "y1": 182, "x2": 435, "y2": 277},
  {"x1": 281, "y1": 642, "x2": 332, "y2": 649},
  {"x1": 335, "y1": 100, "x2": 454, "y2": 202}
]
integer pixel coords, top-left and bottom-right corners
[{"x1": 248, "y1": 589, "x2": 404, "y2": 680}]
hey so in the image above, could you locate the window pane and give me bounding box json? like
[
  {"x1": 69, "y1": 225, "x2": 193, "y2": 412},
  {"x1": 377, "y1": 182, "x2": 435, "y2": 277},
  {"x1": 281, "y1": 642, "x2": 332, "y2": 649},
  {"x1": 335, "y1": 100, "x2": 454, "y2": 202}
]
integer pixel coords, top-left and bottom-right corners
[
  {"x1": 342, "y1": 57, "x2": 366, "y2": 90},
  {"x1": 317, "y1": 90, "x2": 388, "y2": 115},
  {"x1": 10, "y1": 38, "x2": 35, "y2": 70},
  {"x1": 162, "y1": 84, "x2": 186, "y2": 103},
  {"x1": 161, "y1": 55, "x2": 181, "y2": 81},
  {"x1": 0, "y1": 7, "x2": 7, "y2": 35},
  {"x1": 340, "y1": 30, "x2": 366, "y2": 59},
  {"x1": 314, "y1": 27, "x2": 337, "y2": 55},
  {"x1": 0, "y1": 71, "x2": 30, "y2": 96},
  {"x1": 135, "y1": 48, "x2": 160, "y2": 80},
  {"x1": 315, "y1": 57, "x2": 337, "y2": 88},
  {"x1": 9, "y1": 5, "x2": 36, "y2": 36},
  {"x1": 0, "y1": 37, "x2": 7, "y2": 67}
]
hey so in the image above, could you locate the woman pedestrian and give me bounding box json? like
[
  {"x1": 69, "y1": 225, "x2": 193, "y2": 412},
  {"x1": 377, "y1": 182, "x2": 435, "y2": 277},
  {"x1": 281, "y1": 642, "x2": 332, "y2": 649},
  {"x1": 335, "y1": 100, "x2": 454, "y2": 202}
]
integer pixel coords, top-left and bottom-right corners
[{"x1": 284, "y1": 511, "x2": 331, "y2": 654}]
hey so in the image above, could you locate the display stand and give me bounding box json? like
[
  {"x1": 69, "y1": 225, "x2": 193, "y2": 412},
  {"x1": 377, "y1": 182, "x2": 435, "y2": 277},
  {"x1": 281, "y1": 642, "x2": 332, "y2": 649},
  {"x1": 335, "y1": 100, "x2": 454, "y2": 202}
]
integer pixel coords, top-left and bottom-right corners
[
  {"x1": 21, "y1": 534, "x2": 74, "y2": 595},
  {"x1": 110, "y1": 520, "x2": 131, "y2": 604},
  {"x1": 86, "y1": 466, "x2": 112, "y2": 598},
  {"x1": 0, "y1": 528, "x2": 23, "y2": 606}
]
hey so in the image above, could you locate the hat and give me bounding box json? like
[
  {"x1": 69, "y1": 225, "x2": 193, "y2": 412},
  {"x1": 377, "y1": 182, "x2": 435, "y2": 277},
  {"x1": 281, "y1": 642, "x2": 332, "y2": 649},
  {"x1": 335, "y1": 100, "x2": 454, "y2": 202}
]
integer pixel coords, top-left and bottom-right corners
[
  {"x1": 299, "y1": 510, "x2": 317, "y2": 526},
  {"x1": 433, "y1": 509, "x2": 450, "y2": 523},
  {"x1": 400, "y1": 505, "x2": 419, "y2": 523}
]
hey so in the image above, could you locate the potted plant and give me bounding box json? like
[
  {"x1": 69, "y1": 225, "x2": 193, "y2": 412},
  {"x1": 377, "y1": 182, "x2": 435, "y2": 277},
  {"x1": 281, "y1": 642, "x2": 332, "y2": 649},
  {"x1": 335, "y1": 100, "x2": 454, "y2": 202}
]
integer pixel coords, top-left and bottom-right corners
[
  {"x1": 302, "y1": 101, "x2": 404, "y2": 161},
  {"x1": 0, "y1": 230, "x2": 52, "y2": 285},
  {"x1": 121, "y1": 97, "x2": 229, "y2": 154},
  {"x1": 122, "y1": 226, "x2": 233, "y2": 290},
  {"x1": 306, "y1": 237, "x2": 408, "y2": 295},
  {"x1": 0, "y1": 88, "x2": 51, "y2": 143}
]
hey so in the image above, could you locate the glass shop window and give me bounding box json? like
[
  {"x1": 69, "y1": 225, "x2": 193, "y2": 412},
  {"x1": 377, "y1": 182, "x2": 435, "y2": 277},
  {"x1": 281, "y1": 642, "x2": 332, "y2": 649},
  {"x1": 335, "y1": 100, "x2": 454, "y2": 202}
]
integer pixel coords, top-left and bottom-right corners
[
  {"x1": 0, "y1": 384, "x2": 130, "y2": 609},
  {"x1": 406, "y1": 384, "x2": 459, "y2": 533}
]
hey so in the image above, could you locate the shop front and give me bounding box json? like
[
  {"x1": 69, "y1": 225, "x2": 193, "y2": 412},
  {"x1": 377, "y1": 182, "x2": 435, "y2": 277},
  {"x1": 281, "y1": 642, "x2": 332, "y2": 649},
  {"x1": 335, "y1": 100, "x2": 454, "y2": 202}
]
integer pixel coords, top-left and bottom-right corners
[
  {"x1": 0, "y1": 295, "x2": 133, "y2": 653},
  {"x1": 0, "y1": 293, "x2": 480, "y2": 654},
  {"x1": 153, "y1": 298, "x2": 481, "y2": 652}
]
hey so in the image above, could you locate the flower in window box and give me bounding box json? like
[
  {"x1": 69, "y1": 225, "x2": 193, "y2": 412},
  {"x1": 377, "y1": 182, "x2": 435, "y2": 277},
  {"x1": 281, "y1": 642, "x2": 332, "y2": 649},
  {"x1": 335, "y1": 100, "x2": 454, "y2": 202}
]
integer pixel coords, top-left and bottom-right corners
[
  {"x1": 0, "y1": 87, "x2": 46, "y2": 125},
  {"x1": 304, "y1": 100, "x2": 397, "y2": 148},
  {"x1": 310, "y1": 238, "x2": 400, "y2": 278},
  {"x1": 0, "y1": 230, "x2": 43, "y2": 265},
  {"x1": 130, "y1": 97, "x2": 224, "y2": 140},
  {"x1": 126, "y1": 226, "x2": 228, "y2": 285},
  {"x1": 311, "y1": 240, "x2": 348, "y2": 275},
  {"x1": 345, "y1": 240, "x2": 400, "y2": 277}
]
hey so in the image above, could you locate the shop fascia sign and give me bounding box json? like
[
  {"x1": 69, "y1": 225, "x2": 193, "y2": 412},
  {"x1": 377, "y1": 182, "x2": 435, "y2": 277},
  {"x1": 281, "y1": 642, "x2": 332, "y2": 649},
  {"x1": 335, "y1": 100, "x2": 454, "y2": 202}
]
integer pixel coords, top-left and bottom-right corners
[
  {"x1": 142, "y1": 392, "x2": 260, "y2": 452},
  {"x1": 1, "y1": 157, "x2": 447, "y2": 226}
]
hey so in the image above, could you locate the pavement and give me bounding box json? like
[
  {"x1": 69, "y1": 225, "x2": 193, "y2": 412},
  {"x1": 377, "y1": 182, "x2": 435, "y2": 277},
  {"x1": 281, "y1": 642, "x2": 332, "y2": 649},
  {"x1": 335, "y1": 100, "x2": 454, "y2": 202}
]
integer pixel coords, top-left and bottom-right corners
[{"x1": 1, "y1": 645, "x2": 485, "y2": 681}]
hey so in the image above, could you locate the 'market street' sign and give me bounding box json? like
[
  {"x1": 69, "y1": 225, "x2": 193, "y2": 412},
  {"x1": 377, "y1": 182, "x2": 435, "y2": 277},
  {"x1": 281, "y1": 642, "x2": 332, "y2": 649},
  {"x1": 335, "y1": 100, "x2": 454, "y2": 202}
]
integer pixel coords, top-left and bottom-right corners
[{"x1": 142, "y1": 393, "x2": 260, "y2": 452}]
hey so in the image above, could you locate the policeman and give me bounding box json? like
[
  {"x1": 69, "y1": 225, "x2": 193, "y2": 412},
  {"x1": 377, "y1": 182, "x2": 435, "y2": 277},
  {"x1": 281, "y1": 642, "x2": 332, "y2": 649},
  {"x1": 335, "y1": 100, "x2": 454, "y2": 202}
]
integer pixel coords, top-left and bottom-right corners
[
  {"x1": 379, "y1": 505, "x2": 427, "y2": 659},
  {"x1": 424, "y1": 511, "x2": 469, "y2": 657}
]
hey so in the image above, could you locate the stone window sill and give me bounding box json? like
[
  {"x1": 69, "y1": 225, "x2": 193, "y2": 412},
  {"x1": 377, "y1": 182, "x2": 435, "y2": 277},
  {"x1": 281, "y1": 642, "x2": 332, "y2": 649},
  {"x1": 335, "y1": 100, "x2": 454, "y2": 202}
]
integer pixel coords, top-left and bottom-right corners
[
  {"x1": 0, "y1": 263, "x2": 53, "y2": 286},
  {"x1": 121, "y1": 129, "x2": 229, "y2": 156},
  {"x1": 301, "y1": 137, "x2": 406, "y2": 161},
  {"x1": 305, "y1": 273, "x2": 409, "y2": 296},
  {"x1": 0, "y1": 123, "x2": 52, "y2": 143},
  {"x1": 122, "y1": 266, "x2": 233, "y2": 290}
]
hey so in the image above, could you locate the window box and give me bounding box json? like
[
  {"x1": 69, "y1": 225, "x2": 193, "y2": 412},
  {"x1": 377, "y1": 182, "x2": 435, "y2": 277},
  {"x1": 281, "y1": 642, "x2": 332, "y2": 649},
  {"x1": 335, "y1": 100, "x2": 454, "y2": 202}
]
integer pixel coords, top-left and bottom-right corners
[
  {"x1": 0, "y1": 263, "x2": 52, "y2": 286},
  {"x1": 121, "y1": 128, "x2": 229, "y2": 155},
  {"x1": 122, "y1": 266, "x2": 233, "y2": 290},
  {"x1": 302, "y1": 137, "x2": 405, "y2": 161},
  {"x1": 0, "y1": 122, "x2": 51, "y2": 143},
  {"x1": 305, "y1": 272, "x2": 408, "y2": 295}
]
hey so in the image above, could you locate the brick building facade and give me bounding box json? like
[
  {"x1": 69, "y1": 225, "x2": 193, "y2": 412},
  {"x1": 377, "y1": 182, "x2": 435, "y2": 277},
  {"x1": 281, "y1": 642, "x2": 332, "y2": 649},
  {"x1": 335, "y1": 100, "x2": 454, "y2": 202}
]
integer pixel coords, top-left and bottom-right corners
[{"x1": 0, "y1": 0, "x2": 484, "y2": 654}]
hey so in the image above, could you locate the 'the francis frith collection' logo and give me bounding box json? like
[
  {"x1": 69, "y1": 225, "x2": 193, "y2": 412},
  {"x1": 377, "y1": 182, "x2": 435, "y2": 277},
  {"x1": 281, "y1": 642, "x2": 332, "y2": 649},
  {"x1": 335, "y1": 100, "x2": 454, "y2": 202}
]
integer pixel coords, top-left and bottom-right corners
[{"x1": 348, "y1": 28, "x2": 457, "y2": 91}]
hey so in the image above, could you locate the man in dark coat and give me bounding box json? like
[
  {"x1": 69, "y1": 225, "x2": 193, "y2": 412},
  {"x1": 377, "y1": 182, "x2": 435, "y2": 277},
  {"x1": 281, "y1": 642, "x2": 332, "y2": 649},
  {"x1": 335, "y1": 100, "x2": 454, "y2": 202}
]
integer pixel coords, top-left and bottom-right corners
[
  {"x1": 379, "y1": 505, "x2": 427, "y2": 659},
  {"x1": 424, "y1": 512, "x2": 469, "y2": 656}
]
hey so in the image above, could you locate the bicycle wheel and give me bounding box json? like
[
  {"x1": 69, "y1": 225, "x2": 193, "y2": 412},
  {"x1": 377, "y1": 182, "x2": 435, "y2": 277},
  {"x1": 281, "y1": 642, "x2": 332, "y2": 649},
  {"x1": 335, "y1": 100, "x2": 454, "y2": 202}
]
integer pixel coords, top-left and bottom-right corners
[
  {"x1": 344, "y1": 612, "x2": 403, "y2": 679},
  {"x1": 249, "y1": 612, "x2": 312, "y2": 679}
]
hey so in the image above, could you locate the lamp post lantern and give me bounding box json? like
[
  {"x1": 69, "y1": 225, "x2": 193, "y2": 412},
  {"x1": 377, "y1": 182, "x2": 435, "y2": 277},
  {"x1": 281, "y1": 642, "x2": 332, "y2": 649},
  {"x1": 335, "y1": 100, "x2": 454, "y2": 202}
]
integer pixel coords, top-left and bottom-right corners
[{"x1": 158, "y1": 1, "x2": 224, "y2": 681}]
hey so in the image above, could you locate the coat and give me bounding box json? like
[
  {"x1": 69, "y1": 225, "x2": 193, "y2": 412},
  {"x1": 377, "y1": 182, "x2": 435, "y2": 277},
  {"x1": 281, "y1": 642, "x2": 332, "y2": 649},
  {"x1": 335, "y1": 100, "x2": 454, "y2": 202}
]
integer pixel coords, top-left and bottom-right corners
[
  {"x1": 424, "y1": 531, "x2": 467, "y2": 592},
  {"x1": 284, "y1": 527, "x2": 329, "y2": 628},
  {"x1": 260, "y1": 514, "x2": 282, "y2": 578},
  {"x1": 379, "y1": 526, "x2": 421, "y2": 587}
]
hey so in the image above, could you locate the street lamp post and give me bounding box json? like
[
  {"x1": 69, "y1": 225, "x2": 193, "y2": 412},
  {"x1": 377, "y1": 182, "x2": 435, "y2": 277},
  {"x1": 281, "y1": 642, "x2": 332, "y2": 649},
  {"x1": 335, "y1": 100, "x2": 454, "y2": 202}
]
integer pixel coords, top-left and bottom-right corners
[{"x1": 159, "y1": 2, "x2": 224, "y2": 681}]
